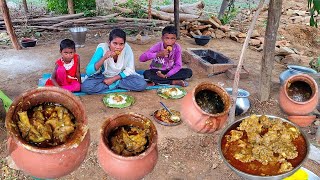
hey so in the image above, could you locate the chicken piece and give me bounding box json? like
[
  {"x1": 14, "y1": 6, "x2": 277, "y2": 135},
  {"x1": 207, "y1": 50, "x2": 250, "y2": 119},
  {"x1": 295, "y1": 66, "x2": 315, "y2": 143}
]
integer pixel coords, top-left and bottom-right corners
[
  {"x1": 43, "y1": 104, "x2": 55, "y2": 118},
  {"x1": 166, "y1": 46, "x2": 172, "y2": 51},
  {"x1": 252, "y1": 145, "x2": 274, "y2": 165},
  {"x1": 55, "y1": 106, "x2": 68, "y2": 120},
  {"x1": 113, "y1": 95, "x2": 124, "y2": 103},
  {"x1": 234, "y1": 148, "x2": 254, "y2": 163},
  {"x1": 17, "y1": 111, "x2": 32, "y2": 138},
  {"x1": 261, "y1": 130, "x2": 278, "y2": 146},
  {"x1": 247, "y1": 131, "x2": 262, "y2": 144},
  {"x1": 272, "y1": 141, "x2": 298, "y2": 159},
  {"x1": 122, "y1": 127, "x2": 147, "y2": 153},
  {"x1": 31, "y1": 118, "x2": 52, "y2": 141},
  {"x1": 62, "y1": 113, "x2": 74, "y2": 127},
  {"x1": 28, "y1": 126, "x2": 47, "y2": 143},
  {"x1": 279, "y1": 161, "x2": 293, "y2": 173},
  {"x1": 115, "y1": 50, "x2": 121, "y2": 55},
  {"x1": 226, "y1": 130, "x2": 243, "y2": 142},
  {"x1": 53, "y1": 125, "x2": 75, "y2": 143},
  {"x1": 45, "y1": 117, "x2": 62, "y2": 130},
  {"x1": 238, "y1": 115, "x2": 263, "y2": 134},
  {"x1": 259, "y1": 115, "x2": 272, "y2": 128},
  {"x1": 32, "y1": 106, "x2": 45, "y2": 122}
]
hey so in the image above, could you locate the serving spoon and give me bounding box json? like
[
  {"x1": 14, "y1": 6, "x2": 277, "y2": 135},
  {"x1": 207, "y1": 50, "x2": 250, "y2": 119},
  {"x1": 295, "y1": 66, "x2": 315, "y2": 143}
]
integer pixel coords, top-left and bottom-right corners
[{"x1": 159, "y1": 102, "x2": 181, "y2": 122}]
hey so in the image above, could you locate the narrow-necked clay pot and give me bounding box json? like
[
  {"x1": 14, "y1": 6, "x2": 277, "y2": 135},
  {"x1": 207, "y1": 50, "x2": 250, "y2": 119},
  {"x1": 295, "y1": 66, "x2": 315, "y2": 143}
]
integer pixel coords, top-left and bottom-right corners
[
  {"x1": 279, "y1": 74, "x2": 318, "y2": 116},
  {"x1": 97, "y1": 112, "x2": 158, "y2": 180},
  {"x1": 287, "y1": 115, "x2": 316, "y2": 127},
  {"x1": 181, "y1": 82, "x2": 232, "y2": 133},
  {"x1": 5, "y1": 87, "x2": 90, "y2": 179}
]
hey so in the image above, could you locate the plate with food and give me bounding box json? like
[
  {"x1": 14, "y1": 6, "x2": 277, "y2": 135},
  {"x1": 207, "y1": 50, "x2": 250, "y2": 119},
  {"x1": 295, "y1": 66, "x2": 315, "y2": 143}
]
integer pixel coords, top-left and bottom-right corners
[
  {"x1": 103, "y1": 93, "x2": 134, "y2": 108},
  {"x1": 157, "y1": 87, "x2": 187, "y2": 99},
  {"x1": 152, "y1": 108, "x2": 182, "y2": 126}
]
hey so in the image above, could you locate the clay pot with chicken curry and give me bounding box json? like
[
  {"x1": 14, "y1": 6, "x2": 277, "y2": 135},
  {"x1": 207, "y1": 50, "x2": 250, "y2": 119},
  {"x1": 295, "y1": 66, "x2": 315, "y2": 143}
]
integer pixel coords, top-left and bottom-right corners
[{"x1": 5, "y1": 87, "x2": 90, "y2": 179}]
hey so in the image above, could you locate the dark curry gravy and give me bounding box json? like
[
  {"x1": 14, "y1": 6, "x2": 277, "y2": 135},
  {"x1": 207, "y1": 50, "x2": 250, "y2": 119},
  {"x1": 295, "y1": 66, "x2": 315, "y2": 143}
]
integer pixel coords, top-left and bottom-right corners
[{"x1": 221, "y1": 127, "x2": 307, "y2": 176}]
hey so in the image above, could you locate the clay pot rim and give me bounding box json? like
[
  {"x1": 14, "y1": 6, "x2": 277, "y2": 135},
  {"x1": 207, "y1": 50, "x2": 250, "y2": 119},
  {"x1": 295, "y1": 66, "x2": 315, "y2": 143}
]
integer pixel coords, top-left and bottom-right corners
[
  {"x1": 5, "y1": 87, "x2": 88, "y2": 154},
  {"x1": 283, "y1": 74, "x2": 318, "y2": 105},
  {"x1": 192, "y1": 82, "x2": 232, "y2": 117},
  {"x1": 100, "y1": 112, "x2": 158, "y2": 160}
]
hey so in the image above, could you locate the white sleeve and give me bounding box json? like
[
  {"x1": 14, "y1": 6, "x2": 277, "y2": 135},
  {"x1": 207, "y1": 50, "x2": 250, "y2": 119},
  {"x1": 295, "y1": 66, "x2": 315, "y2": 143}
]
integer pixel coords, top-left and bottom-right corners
[{"x1": 122, "y1": 43, "x2": 136, "y2": 76}]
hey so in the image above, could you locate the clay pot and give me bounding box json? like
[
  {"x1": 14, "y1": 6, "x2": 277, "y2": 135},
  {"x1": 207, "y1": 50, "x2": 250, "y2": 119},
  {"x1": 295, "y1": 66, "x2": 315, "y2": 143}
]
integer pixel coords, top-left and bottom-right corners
[
  {"x1": 181, "y1": 82, "x2": 232, "y2": 133},
  {"x1": 287, "y1": 115, "x2": 316, "y2": 127},
  {"x1": 97, "y1": 112, "x2": 158, "y2": 180},
  {"x1": 5, "y1": 87, "x2": 90, "y2": 179},
  {"x1": 279, "y1": 74, "x2": 318, "y2": 116}
]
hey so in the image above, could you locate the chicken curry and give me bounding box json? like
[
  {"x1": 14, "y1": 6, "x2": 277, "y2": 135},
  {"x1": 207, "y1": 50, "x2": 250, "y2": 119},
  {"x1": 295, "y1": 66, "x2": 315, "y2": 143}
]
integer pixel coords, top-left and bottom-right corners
[
  {"x1": 221, "y1": 115, "x2": 307, "y2": 176},
  {"x1": 17, "y1": 103, "x2": 76, "y2": 147}
]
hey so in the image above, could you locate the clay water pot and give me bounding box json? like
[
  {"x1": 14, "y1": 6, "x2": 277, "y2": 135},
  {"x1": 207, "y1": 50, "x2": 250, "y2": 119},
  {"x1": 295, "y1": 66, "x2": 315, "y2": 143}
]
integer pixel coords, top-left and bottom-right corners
[
  {"x1": 279, "y1": 74, "x2": 318, "y2": 116},
  {"x1": 97, "y1": 112, "x2": 158, "y2": 180},
  {"x1": 181, "y1": 82, "x2": 232, "y2": 133},
  {"x1": 287, "y1": 115, "x2": 316, "y2": 127},
  {"x1": 5, "y1": 87, "x2": 90, "y2": 179}
]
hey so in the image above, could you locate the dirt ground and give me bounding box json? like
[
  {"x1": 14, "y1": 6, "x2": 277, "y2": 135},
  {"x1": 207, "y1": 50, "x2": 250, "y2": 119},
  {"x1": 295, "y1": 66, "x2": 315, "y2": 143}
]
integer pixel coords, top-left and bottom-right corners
[{"x1": 1, "y1": 0, "x2": 320, "y2": 179}]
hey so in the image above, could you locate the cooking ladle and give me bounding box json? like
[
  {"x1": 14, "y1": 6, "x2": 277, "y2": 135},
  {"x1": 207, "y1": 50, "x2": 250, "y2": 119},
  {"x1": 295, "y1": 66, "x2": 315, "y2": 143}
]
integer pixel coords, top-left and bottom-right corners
[{"x1": 159, "y1": 102, "x2": 181, "y2": 122}]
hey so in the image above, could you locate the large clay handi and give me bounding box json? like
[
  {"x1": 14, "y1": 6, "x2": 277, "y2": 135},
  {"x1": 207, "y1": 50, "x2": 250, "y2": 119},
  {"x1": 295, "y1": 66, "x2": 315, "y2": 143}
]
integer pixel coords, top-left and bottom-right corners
[
  {"x1": 279, "y1": 74, "x2": 318, "y2": 116},
  {"x1": 181, "y1": 82, "x2": 232, "y2": 133},
  {"x1": 97, "y1": 112, "x2": 158, "y2": 180},
  {"x1": 5, "y1": 87, "x2": 90, "y2": 179}
]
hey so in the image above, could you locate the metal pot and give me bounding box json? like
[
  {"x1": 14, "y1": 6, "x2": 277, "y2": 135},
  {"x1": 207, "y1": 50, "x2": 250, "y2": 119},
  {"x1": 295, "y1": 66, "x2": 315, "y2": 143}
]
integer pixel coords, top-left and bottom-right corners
[
  {"x1": 218, "y1": 115, "x2": 310, "y2": 180},
  {"x1": 225, "y1": 88, "x2": 250, "y2": 116}
]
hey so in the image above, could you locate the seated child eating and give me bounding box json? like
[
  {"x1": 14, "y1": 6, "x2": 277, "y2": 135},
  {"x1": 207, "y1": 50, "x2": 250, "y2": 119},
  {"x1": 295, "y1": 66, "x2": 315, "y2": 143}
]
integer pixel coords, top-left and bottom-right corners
[
  {"x1": 139, "y1": 25, "x2": 192, "y2": 87},
  {"x1": 45, "y1": 39, "x2": 81, "y2": 92}
]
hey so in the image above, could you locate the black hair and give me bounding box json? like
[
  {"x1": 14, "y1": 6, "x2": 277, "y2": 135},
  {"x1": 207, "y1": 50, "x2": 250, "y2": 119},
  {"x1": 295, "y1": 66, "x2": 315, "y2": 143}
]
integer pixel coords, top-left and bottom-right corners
[
  {"x1": 109, "y1": 28, "x2": 126, "y2": 42},
  {"x1": 162, "y1": 25, "x2": 177, "y2": 36},
  {"x1": 60, "y1": 39, "x2": 75, "y2": 52}
]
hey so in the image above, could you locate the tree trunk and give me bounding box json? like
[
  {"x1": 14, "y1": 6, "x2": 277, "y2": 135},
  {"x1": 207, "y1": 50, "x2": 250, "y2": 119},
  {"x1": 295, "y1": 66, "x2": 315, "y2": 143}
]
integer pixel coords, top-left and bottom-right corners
[
  {"x1": 218, "y1": 0, "x2": 229, "y2": 19},
  {"x1": 159, "y1": 1, "x2": 204, "y2": 15},
  {"x1": 68, "y1": 0, "x2": 74, "y2": 14},
  {"x1": 174, "y1": 0, "x2": 180, "y2": 39},
  {"x1": 0, "y1": 0, "x2": 21, "y2": 50},
  {"x1": 22, "y1": 0, "x2": 28, "y2": 14},
  {"x1": 259, "y1": 0, "x2": 282, "y2": 101}
]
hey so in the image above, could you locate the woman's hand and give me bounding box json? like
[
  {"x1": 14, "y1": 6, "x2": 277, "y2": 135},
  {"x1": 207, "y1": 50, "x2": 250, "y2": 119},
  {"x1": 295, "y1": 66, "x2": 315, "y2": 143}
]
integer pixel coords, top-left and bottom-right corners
[
  {"x1": 102, "y1": 51, "x2": 116, "y2": 60},
  {"x1": 103, "y1": 75, "x2": 121, "y2": 85}
]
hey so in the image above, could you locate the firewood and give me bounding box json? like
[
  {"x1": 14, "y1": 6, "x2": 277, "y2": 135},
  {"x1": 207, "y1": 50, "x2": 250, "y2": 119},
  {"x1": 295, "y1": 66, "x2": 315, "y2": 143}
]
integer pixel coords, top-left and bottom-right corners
[
  {"x1": 145, "y1": 7, "x2": 200, "y2": 22},
  {"x1": 191, "y1": 24, "x2": 211, "y2": 31}
]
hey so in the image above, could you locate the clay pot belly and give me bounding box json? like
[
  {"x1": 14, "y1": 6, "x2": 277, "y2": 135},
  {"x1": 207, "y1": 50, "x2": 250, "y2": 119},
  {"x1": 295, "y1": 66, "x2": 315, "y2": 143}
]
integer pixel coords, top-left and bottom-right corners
[
  {"x1": 181, "y1": 82, "x2": 231, "y2": 133},
  {"x1": 8, "y1": 132, "x2": 90, "y2": 179},
  {"x1": 279, "y1": 74, "x2": 318, "y2": 115},
  {"x1": 97, "y1": 113, "x2": 158, "y2": 180}
]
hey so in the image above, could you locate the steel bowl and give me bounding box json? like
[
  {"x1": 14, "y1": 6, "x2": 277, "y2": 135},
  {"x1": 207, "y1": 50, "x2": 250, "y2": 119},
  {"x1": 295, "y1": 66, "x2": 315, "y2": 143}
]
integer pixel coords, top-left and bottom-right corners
[
  {"x1": 225, "y1": 88, "x2": 250, "y2": 116},
  {"x1": 218, "y1": 115, "x2": 310, "y2": 180}
]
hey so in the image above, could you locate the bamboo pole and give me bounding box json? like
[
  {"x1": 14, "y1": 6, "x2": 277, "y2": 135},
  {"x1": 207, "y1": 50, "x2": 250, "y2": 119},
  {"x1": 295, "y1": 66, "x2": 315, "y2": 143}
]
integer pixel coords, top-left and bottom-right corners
[
  {"x1": 174, "y1": 0, "x2": 180, "y2": 39},
  {"x1": 228, "y1": 0, "x2": 265, "y2": 123},
  {"x1": 0, "y1": 0, "x2": 21, "y2": 50}
]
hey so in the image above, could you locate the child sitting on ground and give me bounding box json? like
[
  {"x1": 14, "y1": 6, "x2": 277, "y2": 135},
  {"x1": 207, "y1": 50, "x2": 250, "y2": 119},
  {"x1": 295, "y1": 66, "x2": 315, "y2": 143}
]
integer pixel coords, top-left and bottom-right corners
[
  {"x1": 139, "y1": 25, "x2": 192, "y2": 87},
  {"x1": 45, "y1": 39, "x2": 81, "y2": 92}
]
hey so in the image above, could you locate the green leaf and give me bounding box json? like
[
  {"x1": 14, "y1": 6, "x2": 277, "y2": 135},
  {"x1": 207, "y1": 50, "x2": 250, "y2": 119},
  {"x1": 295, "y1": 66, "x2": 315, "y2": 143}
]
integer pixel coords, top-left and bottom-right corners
[
  {"x1": 103, "y1": 93, "x2": 135, "y2": 108},
  {"x1": 314, "y1": 0, "x2": 320, "y2": 13},
  {"x1": 157, "y1": 87, "x2": 187, "y2": 99}
]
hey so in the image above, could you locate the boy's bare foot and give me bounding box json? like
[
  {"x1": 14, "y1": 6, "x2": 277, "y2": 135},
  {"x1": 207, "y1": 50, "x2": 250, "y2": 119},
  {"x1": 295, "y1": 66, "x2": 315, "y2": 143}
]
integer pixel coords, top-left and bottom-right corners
[{"x1": 172, "y1": 80, "x2": 188, "y2": 87}]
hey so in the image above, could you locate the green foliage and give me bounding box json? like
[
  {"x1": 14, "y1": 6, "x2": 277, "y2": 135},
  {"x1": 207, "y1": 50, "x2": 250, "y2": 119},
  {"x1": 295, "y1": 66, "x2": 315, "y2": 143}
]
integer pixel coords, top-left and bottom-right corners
[
  {"x1": 46, "y1": 0, "x2": 96, "y2": 15},
  {"x1": 118, "y1": 0, "x2": 147, "y2": 18},
  {"x1": 220, "y1": 6, "x2": 239, "y2": 25},
  {"x1": 308, "y1": 0, "x2": 320, "y2": 27},
  {"x1": 123, "y1": 29, "x2": 139, "y2": 35}
]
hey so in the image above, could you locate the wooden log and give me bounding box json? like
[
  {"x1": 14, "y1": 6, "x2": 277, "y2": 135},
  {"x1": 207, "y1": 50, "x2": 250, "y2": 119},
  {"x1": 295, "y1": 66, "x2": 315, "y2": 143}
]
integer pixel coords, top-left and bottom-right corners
[
  {"x1": 0, "y1": 0, "x2": 21, "y2": 50},
  {"x1": 159, "y1": 1, "x2": 204, "y2": 15},
  {"x1": 113, "y1": 6, "x2": 133, "y2": 14},
  {"x1": 147, "y1": 7, "x2": 200, "y2": 22}
]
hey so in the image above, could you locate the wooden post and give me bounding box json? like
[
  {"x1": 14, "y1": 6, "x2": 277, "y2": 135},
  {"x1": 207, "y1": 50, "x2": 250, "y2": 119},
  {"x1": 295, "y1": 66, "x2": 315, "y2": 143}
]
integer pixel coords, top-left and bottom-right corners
[
  {"x1": 22, "y1": 0, "x2": 28, "y2": 13},
  {"x1": 218, "y1": 0, "x2": 229, "y2": 19},
  {"x1": 148, "y1": 0, "x2": 152, "y2": 19},
  {"x1": 259, "y1": 0, "x2": 282, "y2": 101},
  {"x1": 0, "y1": 0, "x2": 21, "y2": 50},
  {"x1": 174, "y1": 0, "x2": 180, "y2": 39},
  {"x1": 68, "y1": 0, "x2": 75, "y2": 14}
]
